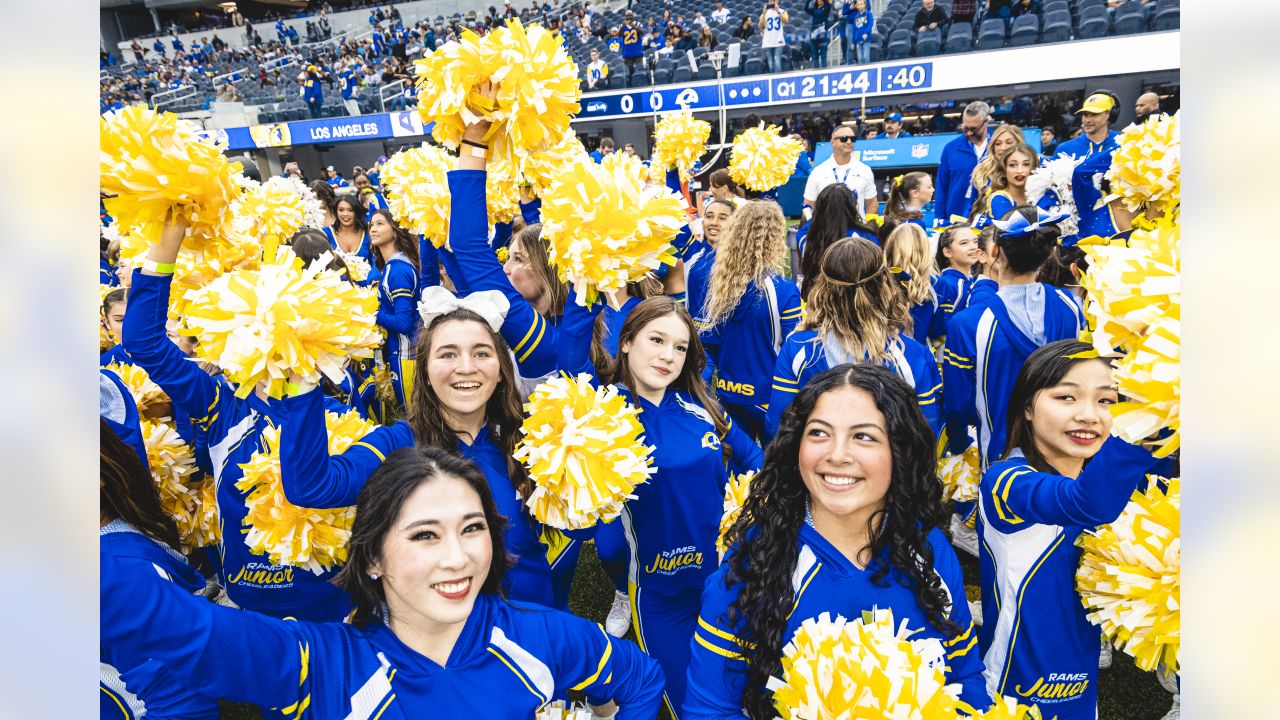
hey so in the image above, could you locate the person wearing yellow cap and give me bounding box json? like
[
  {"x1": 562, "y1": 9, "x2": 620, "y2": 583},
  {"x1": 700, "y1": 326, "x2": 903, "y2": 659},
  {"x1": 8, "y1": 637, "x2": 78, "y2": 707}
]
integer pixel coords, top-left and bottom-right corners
[{"x1": 1054, "y1": 90, "x2": 1121, "y2": 161}]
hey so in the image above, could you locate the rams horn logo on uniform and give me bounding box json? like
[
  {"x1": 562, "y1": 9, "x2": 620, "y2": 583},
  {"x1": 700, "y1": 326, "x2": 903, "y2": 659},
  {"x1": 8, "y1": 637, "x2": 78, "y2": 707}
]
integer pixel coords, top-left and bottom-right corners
[{"x1": 701, "y1": 432, "x2": 721, "y2": 450}]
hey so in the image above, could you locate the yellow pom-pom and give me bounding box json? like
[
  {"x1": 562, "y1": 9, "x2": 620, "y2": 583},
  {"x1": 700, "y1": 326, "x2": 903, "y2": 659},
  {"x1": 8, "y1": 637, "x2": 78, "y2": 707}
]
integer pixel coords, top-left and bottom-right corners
[
  {"x1": 938, "y1": 446, "x2": 981, "y2": 503},
  {"x1": 1079, "y1": 220, "x2": 1180, "y2": 456},
  {"x1": 265, "y1": 174, "x2": 329, "y2": 230},
  {"x1": 652, "y1": 110, "x2": 711, "y2": 174},
  {"x1": 140, "y1": 419, "x2": 220, "y2": 553},
  {"x1": 966, "y1": 694, "x2": 1049, "y2": 719},
  {"x1": 379, "y1": 144, "x2": 455, "y2": 248},
  {"x1": 1106, "y1": 111, "x2": 1179, "y2": 218},
  {"x1": 235, "y1": 409, "x2": 380, "y2": 573},
  {"x1": 181, "y1": 248, "x2": 382, "y2": 399},
  {"x1": 717, "y1": 470, "x2": 755, "y2": 558},
  {"x1": 514, "y1": 373, "x2": 656, "y2": 530},
  {"x1": 496, "y1": 246, "x2": 510, "y2": 264},
  {"x1": 100, "y1": 105, "x2": 242, "y2": 257},
  {"x1": 228, "y1": 176, "x2": 310, "y2": 259},
  {"x1": 103, "y1": 362, "x2": 167, "y2": 415},
  {"x1": 768, "y1": 609, "x2": 963, "y2": 719},
  {"x1": 487, "y1": 155, "x2": 524, "y2": 224},
  {"x1": 168, "y1": 235, "x2": 263, "y2": 321},
  {"x1": 414, "y1": 19, "x2": 580, "y2": 170},
  {"x1": 540, "y1": 155, "x2": 684, "y2": 305},
  {"x1": 371, "y1": 362, "x2": 398, "y2": 403},
  {"x1": 1077, "y1": 476, "x2": 1180, "y2": 673},
  {"x1": 521, "y1": 128, "x2": 587, "y2": 197},
  {"x1": 337, "y1": 251, "x2": 371, "y2": 283},
  {"x1": 729, "y1": 124, "x2": 803, "y2": 192}
]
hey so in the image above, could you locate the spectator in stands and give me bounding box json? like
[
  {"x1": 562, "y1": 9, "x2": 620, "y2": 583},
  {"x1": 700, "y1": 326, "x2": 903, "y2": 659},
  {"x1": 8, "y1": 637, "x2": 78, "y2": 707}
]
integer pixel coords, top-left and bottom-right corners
[
  {"x1": 951, "y1": 0, "x2": 978, "y2": 23},
  {"x1": 216, "y1": 82, "x2": 241, "y2": 103},
  {"x1": 984, "y1": 0, "x2": 1013, "y2": 23},
  {"x1": 883, "y1": 111, "x2": 912, "y2": 139},
  {"x1": 326, "y1": 166, "x2": 348, "y2": 188},
  {"x1": 1055, "y1": 91, "x2": 1120, "y2": 160},
  {"x1": 1040, "y1": 126, "x2": 1059, "y2": 156},
  {"x1": 590, "y1": 137, "x2": 615, "y2": 163},
  {"x1": 805, "y1": 122, "x2": 878, "y2": 219},
  {"x1": 288, "y1": 25, "x2": 301, "y2": 46},
  {"x1": 1134, "y1": 91, "x2": 1161, "y2": 123},
  {"x1": 300, "y1": 65, "x2": 326, "y2": 118},
  {"x1": 805, "y1": 0, "x2": 832, "y2": 69},
  {"x1": 842, "y1": 0, "x2": 874, "y2": 65},
  {"x1": 675, "y1": 27, "x2": 697, "y2": 51},
  {"x1": 624, "y1": 143, "x2": 638, "y2": 156},
  {"x1": 759, "y1": 0, "x2": 790, "y2": 73},
  {"x1": 586, "y1": 49, "x2": 609, "y2": 89},
  {"x1": 735, "y1": 15, "x2": 757, "y2": 39},
  {"x1": 1012, "y1": 0, "x2": 1039, "y2": 17},
  {"x1": 712, "y1": 1, "x2": 731, "y2": 23},
  {"x1": 276, "y1": 19, "x2": 288, "y2": 42},
  {"x1": 130, "y1": 40, "x2": 144, "y2": 64},
  {"x1": 622, "y1": 11, "x2": 645, "y2": 86},
  {"x1": 694, "y1": 10, "x2": 710, "y2": 27},
  {"x1": 698, "y1": 25, "x2": 719, "y2": 49},
  {"x1": 170, "y1": 33, "x2": 184, "y2": 53},
  {"x1": 863, "y1": 127, "x2": 879, "y2": 139},
  {"x1": 340, "y1": 63, "x2": 361, "y2": 115},
  {"x1": 935, "y1": 100, "x2": 993, "y2": 223},
  {"x1": 914, "y1": 0, "x2": 948, "y2": 32},
  {"x1": 606, "y1": 26, "x2": 623, "y2": 54}
]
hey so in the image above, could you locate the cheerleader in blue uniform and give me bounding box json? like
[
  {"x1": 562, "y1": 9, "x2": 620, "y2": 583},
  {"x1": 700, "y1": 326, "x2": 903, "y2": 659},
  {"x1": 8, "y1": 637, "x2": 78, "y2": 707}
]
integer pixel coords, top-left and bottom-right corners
[
  {"x1": 884, "y1": 171, "x2": 935, "y2": 229},
  {"x1": 370, "y1": 208, "x2": 422, "y2": 410},
  {"x1": 123, "y1": 216, "x2": 354, "y2": 622},
  {"x1": 100, "y1": 420, "x2": 220, "y2": 720},
  {"x1": 325, "y1": 195, "x2": 374, "y2": 268},
  {"x1": 882, "y1": 222, "x2": 937, "y2": 347},
  {"x1": 101, "y1": 446, "x2": 666, "y2": 719},
  {"x1": 930, "y1": 222, "x2": 979, "y2": 340},
  {"x1": 942, "y1": 207, "x2": 1085, "y2": 470},
  {"x1": 975, "y1": 144, "x2": 1056, "y2": 228},
  {"x1": 767, "y1": 237, "x2": 942, "y2": 440},
  {"x1": 796, "y1": 183, "x2": 880, "y2": 300},
  {"x1": 978, "y1": 340, "x2": 1159, "y2": 720},
  {"x1": 100, "y1": 288, "x2": 131, "y2": 366},
  {"x1": 686, "y1": 366, "x2": 990, "y2": 719},
  {"x1": 276, "y1": 288, "x2": 595, "y2": 609},
  {"x1": 591, "y1": 296, "x2": 763, "y2": 718},
  {"x1": 692, "y1": 201, "x2": 802, "y2": 442}
]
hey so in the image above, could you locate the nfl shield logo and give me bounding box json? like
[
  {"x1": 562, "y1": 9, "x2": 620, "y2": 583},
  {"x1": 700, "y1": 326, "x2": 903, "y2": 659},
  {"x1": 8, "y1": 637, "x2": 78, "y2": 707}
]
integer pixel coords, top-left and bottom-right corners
[{"x1": 911, "y1": 143, "x2": 929, "y2": 159}]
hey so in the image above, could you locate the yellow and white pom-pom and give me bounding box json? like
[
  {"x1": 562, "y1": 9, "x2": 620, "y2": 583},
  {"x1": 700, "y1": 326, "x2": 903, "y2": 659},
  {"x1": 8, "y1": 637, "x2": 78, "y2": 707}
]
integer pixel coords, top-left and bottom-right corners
[
  {"x1": 140, "y1": 419, "x2": 219, "y2": 553},
  {"x1": 413, "y1": 19, "x2": 580, "y2": 169},
  {"x1": 487, "y1": 155, "x2": 524, "y2": 223},
  {"x1": 520, "y1": 128, "x2": 587, "y2": 196},
  {"x1": 1079, "y1": 220, "x2": 1180, "y2": 456},
  {"x1": 100, "y1": 105, "x2": 242, "y2": 256},
  {"x1": 938, "y1": 446, "x2": 981, "y2": 503},
  {"x1": 372, "y1": 362, "x2": 398, "y2": 403},
  {"x1": 652, "y1": 110, "x2": 711, "y2": 174},
  {"x1": 103, "y1": 362, "x2": 167, "y2": 415},
  {"x1": 337, "y1": 251, "x2": 371, "y2": 283},
  {"x1": 264, "y1": 174, "x2": 328, "y2": 230},
  {"x1": 1025, "y1": 155, "x2": 1079, "y2": 237},
  {"x1": 229, "y1": 176, "x2": 309, "y2": 259},
  {"x1": 514, "y1": 373, "x2": 656, "y2": 530},
  {"x1": 728, "y1": 124, "x2": 803, "y2": 192},
  {"x1": 540, "y1": 155, "x2": 684, "y2": 305},
  {"x1": 236, "y1": 409, "x2": 380, "y2": 573},
  {"x1": 966, "y1": 694, "x2": 1048, "y2": 719},
  {"x1": 379, "y1": 144, "x2": 455, "y2": 248},
  {"x1": 600, "y1": 151, "x2": 651, "y2": 184},
  {"x1": 168, "y1": 232, "x2": 263, "y2": 320},
  {"x1": 181, "y1": 247, "x2": 382, "y2": 399},
  {"x1": 1106, "y1": 111, "x2": 1179, "y2": 218},
  {"x1": 1077, "y1": 476, "x2": 1180, "y2": 673},
  {"x1": 767, "y1": 609, "x2": 962, "y2": 719},
  {"x1": 189, "y1": 476, "x2": 221, "y2": 550},
  {"x1": 717, "y1": 470, "x2": 755, "y2": 558},
  {"x1": 534, "y1": 700, "x2": 595, "y2": 720}
]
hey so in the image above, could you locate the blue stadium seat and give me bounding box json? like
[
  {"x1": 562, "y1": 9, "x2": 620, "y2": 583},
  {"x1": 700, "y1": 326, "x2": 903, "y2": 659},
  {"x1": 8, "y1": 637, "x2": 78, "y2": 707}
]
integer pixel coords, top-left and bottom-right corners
[
  {"x1": 1077, "y1": 14, "x2": 1108, "y2": 38},
  {"x1": 1152, "y1": 7, "x2": 1179, "y2": 30},
  {"x1": 886, "y1": 27, "x2": 912, "y2": 58},
  {"x1": 673, "y1": 66, "x2": 693, "y2": 83},
  {"x1": 945, "y1": 22, "x2": 973, "y2": 52},
  {"x1": 1076, "y1": 2, "x2": 1107, "y2": 24},
  {"x1": 976, "y1": 19, "x2": 1007, "y2": 50},
  {"x1": 743, "y1": 56, "x2": 764, "y2": 75},
  {"x1": 653, "y1": 67, "x2": 672, "y2": 84},
  {"x1": 1009, "y1": 14, "x2": 1039, "y2": 45},
  {"x1": 1112, "y1": 10, "x2": 1145, "y2": 34},
  {"x1": 1044, "y1": 8, "x2": 1072, "y2": 27},
  {"x1": 915, "y1": 27, "x2": 942, "y2": 55},
  {"x1": 696, "y1": 65, "x2": 716, "y2": 80},
  {"x1": 1040, "y1": 19, "x2": 1071, "y2": 42},
  {"x1": 1042, "y1": 0, "x2": 1069, "y2": 14},
  {"x1": 1073, "y1": 0, "x2": 1105, "y2": 14}
]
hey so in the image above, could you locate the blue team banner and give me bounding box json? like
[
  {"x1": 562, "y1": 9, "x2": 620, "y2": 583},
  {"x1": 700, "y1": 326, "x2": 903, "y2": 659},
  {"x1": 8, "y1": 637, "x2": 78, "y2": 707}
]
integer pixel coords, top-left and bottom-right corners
[{"x1": 812, "y1": 126, "x2": 1042, "y2": 168}]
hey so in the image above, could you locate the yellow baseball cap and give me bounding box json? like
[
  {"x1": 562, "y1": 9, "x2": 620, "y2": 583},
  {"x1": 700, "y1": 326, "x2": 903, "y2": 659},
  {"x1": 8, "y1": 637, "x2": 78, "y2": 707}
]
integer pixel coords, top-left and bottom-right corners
[{"x1": 1075, "y1": 92, "x2": 1115, "y2": 114}]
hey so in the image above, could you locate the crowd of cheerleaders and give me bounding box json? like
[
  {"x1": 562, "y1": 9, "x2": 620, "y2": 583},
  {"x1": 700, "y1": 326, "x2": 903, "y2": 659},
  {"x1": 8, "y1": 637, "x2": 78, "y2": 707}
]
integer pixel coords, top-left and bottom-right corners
[{"x1": 99, "y1": 113, "x2": 1174, "y2": 719}]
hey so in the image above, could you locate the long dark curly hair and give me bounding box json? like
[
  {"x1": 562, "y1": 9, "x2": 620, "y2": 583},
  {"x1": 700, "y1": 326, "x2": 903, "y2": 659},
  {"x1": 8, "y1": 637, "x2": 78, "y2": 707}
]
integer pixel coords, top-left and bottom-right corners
[{"x1": 720, "y1": 364, "x2": 958, "y2": 720}]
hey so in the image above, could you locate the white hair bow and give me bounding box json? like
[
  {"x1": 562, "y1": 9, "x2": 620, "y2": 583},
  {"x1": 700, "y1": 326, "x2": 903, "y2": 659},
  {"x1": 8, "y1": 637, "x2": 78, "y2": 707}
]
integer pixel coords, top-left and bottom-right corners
[{"x1": 417, "y1": 287, "x2": 510, "y2": 332}]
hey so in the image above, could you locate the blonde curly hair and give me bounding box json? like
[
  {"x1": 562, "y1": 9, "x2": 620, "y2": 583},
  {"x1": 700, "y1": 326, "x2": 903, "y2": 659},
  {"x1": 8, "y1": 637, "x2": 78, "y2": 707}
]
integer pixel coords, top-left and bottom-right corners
[
  {"x1": 700, "y1": 200, "x2": 789, "y2": 328},
  {"x1": 970, "y1": 124, "x2": 1026, "y2": 211},
  {"x1": 883, "y1": 223, "x2": 935, "y2": 306},
  {"x1": 803, "y1": 237, "x2": 911, "y2": 365}
]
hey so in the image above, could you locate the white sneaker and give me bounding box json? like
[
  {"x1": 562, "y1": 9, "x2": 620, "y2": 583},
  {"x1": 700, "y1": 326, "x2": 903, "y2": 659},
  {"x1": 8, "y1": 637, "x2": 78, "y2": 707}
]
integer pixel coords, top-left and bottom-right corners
[
  {"x1": 605, "y1": 590, "x2": 631, "y2": 638},
  {"x1": 1160, "y1": 694, "x2": 1180, "y2": 720},
  {"x1": 949, "y1": 514, "x2": 979, "y2": 557},
  {"x1": 968, "y1": 599, "x2": 983, "y2": 626},
  {"x1": 1098, "y1": 637, "x2": 1113, "y2": 670}
]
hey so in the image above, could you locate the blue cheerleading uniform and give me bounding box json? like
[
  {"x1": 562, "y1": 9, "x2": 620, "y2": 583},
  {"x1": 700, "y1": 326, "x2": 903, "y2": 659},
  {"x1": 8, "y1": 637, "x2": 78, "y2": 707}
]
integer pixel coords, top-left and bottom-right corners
[
  {"x1": 100, "y1": 584, "x2": 665, "y2": 719},
  {"x1": 100, "y1": 367, "x2": 148, "y2": 467},
  {"x1": 376, "y1": 252, "x2": 421, "y2": 408},
  {"x1": 1071, "y1": 150, "x2": 1122, "y2": 241},
  {"x1": 693, "y1": 274, "x2": 802, "y2": 441},
  {"x1": 942, "y1": 284, "x2": 1085, "y2": 465},
  {"x1": 324, "y1": 226, "x2": 373, "y2": 263},
  {"x1": 361, "y1": 189, "x2": 390, "y2": 221},
  {"x1": 685, "y1": 524, "x2": 990, "y2": 718},
  {"x1": 930, "y1": 268, "x2": 970, "y2": 340},
  {"x1": 276, "y1": 387, "x2": 559, "y2": 608},
  {"x1": 766, "y1": 330, "x2": 942, "y2": 440},
  {"x1": 122, "y1": 269, "x2": 353, "y2": 622},
  {"x1": 101, "y1": 256, "x2": 119, "y2": 285},
  {"x1": 1053, "y1": 130, "x2": 1119, "y2": 162},
  {"x1": 615, "y1": 385, "x2": 762, "y2": 718},
  {"x1": 101, "y1": 343, "x2": 133, "y2": 368},
  {"x1": 417, "y1": 235, "x2": 442, "y2": 290},
  {"x1": 100, "y1": 521, "x2": 220, "y2": 720},
  {"x1": 978, "y1": 439, "x2": 1158, "y2": 719}
]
